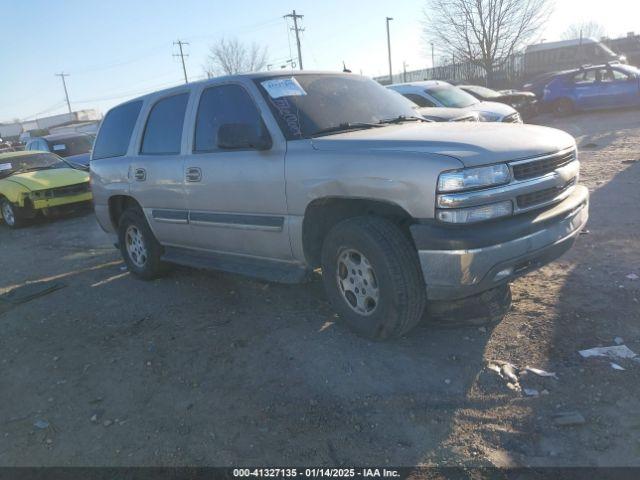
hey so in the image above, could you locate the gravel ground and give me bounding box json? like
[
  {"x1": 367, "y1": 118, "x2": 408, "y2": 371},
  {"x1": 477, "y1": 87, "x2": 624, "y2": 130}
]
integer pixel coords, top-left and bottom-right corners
[{"x1": 1, "y1": 109, "x2": 639, "y2": 467}]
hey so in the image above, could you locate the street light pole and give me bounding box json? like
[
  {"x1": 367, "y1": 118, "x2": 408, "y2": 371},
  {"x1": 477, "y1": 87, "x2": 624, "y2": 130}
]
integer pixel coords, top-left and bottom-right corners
[
  {"x1": 386, "y1": 17, "x2": 393, "y2": 83},
  {"x1": 430, "y1": 42, "x2": 435, "y2": 68}
]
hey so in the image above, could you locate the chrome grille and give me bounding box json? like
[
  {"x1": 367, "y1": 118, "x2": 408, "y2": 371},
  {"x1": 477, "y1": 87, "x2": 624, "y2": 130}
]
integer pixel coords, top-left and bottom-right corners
[
  {"x1": 512, "y1": 150, "x2": 576, "y2": 180},
  {"x1": 517, "y1": 179, "x2": 576, "y2": 209}
]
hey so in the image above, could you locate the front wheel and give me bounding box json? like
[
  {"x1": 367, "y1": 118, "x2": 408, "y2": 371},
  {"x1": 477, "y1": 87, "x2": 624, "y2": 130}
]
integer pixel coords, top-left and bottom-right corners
[
  {"x1": 117, "y1": 208, "x2": 167, "y2": 280},
  {"x1": 321, "y1": 216, "x2": 427, "y2": 340},
  {"x1": 1, "y1": 198, "x2": 25, "y2": 228}
]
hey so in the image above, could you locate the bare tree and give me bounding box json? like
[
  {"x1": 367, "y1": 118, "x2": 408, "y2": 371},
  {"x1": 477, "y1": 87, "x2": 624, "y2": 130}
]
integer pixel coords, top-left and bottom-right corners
[
  {"x1": 205, "y1": 38, "x2": 268, "y2": 77},
  {"x1": 423, "y1": 0, "x2": 553, "y2": 85},
  {"x1": 561, "y1": 21, "x2": 606, "y2": 40}
]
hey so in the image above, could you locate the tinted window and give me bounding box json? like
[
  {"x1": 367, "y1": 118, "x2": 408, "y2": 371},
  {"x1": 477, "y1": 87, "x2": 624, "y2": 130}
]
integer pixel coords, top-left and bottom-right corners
[
  {"x1": 573, "y1": 70, "x2": 598, "y2": 85},
  {"x1": 194, "y1": 85, "x2": 263, "y2": 152},
  {"x1": 403, "y1": 93, "x2": 436, "y2": 107},
  {"x1": 426, "y1": 85, "x2": 478, "y2": 108},
  {"x1": 93, "y1": 101, "x2": 142, "y2": 160},
  {"x1": 141, "y1": 93, "x2": 189, "y2": 155}
]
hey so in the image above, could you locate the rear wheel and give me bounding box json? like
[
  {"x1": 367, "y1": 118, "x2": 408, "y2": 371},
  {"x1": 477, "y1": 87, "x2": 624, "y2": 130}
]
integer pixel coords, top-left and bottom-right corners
[
  {"x1": 1, "y1": 198, "x2": 25, "y2": 228},
  {"x1": 321, "y1": 216, "x2": 426, "y2": 340},
  {"x1": 553, "y1": 98, "x2": 574, "y2": 116},
  {"x1": 117, "y1": 208, "x2": 167, "y2": 280}
]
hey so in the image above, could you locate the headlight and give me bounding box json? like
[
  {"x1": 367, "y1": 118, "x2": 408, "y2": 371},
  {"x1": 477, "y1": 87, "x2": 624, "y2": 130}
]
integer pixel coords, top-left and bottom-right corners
[
  {"x1": 478, "y1": 111, "x2": 501, "y2": 122},
  {"x1": 437, "y1": 164, "x2": 510, "y2": 192},
  {"x1": 437, "y1": 200, "x2": 513, "y2": 223}
]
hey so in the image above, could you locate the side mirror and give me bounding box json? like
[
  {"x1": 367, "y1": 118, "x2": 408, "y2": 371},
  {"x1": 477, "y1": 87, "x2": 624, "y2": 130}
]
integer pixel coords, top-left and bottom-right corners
[{"x1": 217, "y1": 123, "x2": 272, "y2": 151}]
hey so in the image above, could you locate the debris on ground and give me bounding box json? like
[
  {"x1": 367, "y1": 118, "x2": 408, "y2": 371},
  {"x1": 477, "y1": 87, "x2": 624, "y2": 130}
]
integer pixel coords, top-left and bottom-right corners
[
  {"x1": 610, "y1": 363, "x2": 625, "y2": 371},
  {"x1": 578, "y1": 345, "x2": 637, "y2": 360},
  {"x1": 626, "y1": 273, "x2": 639, "y2": 280},
  {"x1": 614, "y1": 336, "x2": 624, "y2": 345},
  {"x1": 523, "y1": 388, "x2": 540, "y2": 397},
  {"x1": 487, "y1": 361, "x2": 558, "y2": 395},
  {"x1": 33, "y1": 419, "x2": 49, "y2": 429},
  {"x1": 0, "y1": 281, "x2": 65, "y2": 307},
  {"x1": 525, "y1": 366, "x2": 559, "y2": 379},
  {"x1": 553, "y1": 411, "x2": 586, "y2": 426}
]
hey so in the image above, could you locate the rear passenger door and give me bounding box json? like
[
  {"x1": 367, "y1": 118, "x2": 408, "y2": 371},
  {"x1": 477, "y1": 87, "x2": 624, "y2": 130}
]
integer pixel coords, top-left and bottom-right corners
[
  {"x1": 183, "y1": 82, "x2": 291, "y2": 260},
  {"x1": 129, "y1": 92, "x2": 191, "y2": 247}
]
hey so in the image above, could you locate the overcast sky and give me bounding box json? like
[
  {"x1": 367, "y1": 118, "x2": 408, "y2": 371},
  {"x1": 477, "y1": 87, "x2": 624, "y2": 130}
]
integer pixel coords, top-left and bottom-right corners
[{"x1": 1, "y1": 0, "x2": 639, "y2": 123}]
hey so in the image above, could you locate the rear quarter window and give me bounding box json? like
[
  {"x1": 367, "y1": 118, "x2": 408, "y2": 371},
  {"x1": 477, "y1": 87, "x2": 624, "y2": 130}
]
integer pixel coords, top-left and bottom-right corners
[
  {"x1": 141, "y1": 93, "x2": 189, "y2": 155},
  {"x1": 92, "y1": 100, "x2": 143, "y2": 160}
]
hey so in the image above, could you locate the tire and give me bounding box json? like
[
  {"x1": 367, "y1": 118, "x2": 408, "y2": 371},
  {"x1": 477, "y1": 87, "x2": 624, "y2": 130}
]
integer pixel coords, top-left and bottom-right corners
[
  {"x1": 320, "y1": 216, "x2": 427, "y2": 340},
  {"x1": 553, "y1": 98, "x2": 574, "y2": 116},
  {"x1": 117, "y1": 208, "x2": 167, "y2": 280},
  {"x1": 1, "y1": 198, "x2": 25, "y2": 228}
]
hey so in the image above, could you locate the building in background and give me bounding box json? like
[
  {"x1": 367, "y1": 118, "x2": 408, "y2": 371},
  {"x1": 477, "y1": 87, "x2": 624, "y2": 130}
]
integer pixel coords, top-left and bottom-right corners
[{"x1": 0, "y1": 109, "x2": 101, "y2": 141}]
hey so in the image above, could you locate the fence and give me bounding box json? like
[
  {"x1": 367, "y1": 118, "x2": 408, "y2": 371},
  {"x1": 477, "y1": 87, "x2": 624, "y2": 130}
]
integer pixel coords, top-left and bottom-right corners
[{"x1": 375, "y1": 54, "x2": 526, "y2": 89}]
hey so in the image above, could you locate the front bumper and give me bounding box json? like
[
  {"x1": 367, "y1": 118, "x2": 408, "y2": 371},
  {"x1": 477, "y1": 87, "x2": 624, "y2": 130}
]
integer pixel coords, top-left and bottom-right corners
[
  {"x1": 411, "y1": 185, "x2": 589, "y2": 300},
  {"x1": 31, "y1": 191, "x2": 93, "y2": 209}
]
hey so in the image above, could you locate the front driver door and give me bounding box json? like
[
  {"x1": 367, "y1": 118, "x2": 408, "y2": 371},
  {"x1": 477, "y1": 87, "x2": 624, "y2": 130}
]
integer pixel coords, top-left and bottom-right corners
[{"x1": 183, "y1": 82, "x2": 291, "y2": 260}]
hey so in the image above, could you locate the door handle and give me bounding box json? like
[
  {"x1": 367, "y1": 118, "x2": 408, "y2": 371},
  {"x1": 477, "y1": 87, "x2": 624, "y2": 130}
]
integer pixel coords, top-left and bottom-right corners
[
  {"x1": 186, "y1": 167, "x2": 202, "y2": 182},
  {"x1": 134, "y1": 168, "x2": 146, "y2": 181}
]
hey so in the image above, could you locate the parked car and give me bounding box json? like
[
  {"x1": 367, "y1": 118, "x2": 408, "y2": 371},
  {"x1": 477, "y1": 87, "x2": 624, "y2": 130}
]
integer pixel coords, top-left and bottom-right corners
[
  {"x1": 522, "y1": 70, "x2": 572, "y2": 100},
  {"x1": 388, "y1": 80, "x2": 522, "y2": 123},
  {"x1": 0, "y1": 151, "x2": 92, "y2": 228},
  {"x1": 458, "y1": 84, "x2": 538, "y2": 119},
  {"x1": 91, "y1": 71, "x2": 588, "y2": 340},
  {"x1": 25, "y1": 132, "x2": 94, "y2": 170},
  {"x1": 541, "y1": 64, "x2": 640, "y2": 115},
  {"x1": 524, "y1": 38, "x2": 624, "y2": 78}
]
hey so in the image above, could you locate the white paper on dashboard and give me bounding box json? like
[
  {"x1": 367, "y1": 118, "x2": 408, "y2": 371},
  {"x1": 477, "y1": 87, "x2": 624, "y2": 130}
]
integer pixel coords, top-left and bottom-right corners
[
  {"x1": 0, "y1": 163, "x2": 12, "y2": 171},
  {"x1": 261, "y1": 77, "x2": 307, "y2": 99},
  {"x1": 52, "y1": 144, "x2": 66, "y2": 151}
]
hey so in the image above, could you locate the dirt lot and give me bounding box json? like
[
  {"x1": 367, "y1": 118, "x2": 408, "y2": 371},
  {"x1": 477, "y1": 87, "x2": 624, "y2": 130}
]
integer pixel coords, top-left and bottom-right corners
[{"x1": 1, "y1": 109, "x2": 639, "y2": 467}]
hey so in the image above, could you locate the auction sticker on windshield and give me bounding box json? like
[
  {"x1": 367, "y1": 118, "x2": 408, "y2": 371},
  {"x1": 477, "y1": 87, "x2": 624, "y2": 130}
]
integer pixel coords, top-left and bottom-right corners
[
  {"x1": 261, "y1": 77, "x2": 307, "y2": 99},
  {"x1": 0, "y1": 163, "x2": 12, "y2": 172}
]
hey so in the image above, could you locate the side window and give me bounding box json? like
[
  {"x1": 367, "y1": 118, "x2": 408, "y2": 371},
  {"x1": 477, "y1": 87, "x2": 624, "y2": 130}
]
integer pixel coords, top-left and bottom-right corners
[
  {"x1": 194, "y1": 84, "x2": 264, "y2": 153},
  {"x1": 140, "y1": 93, "x2": 189, "y2": 155},
  {"x1": 93, "y1": 101, "x2": 143, "y2": 160},
  {"x1": 403, "y1": 93, "x2": 435, "y2": 108},
  {"x1": 573, "y1": 70, "x2": 597, "y2": 85},
  {"x1": 602, "y1": 69, "x2": 629, "y2": 82}
]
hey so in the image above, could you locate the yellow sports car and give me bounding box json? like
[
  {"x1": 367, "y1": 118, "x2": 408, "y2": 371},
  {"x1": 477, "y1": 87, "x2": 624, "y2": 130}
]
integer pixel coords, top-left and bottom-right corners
[{"x1": 0, "y1": 150, "x2": 92, "y2": 228}]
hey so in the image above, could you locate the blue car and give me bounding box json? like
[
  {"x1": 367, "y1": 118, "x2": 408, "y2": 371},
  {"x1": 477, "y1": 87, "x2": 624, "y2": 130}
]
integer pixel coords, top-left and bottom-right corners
[{"x1": 542, "y1": 64, "x2": 640, "y2": 115}]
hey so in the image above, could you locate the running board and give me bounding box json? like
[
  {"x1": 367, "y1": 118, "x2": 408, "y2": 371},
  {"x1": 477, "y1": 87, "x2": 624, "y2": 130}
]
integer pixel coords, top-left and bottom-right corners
[{"x1": 161, "y1": 247, "x2": 311, "y2": 284}]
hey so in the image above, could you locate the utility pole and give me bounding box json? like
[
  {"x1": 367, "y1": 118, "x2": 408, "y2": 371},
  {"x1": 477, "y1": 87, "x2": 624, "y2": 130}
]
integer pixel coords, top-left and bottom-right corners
[
  {"x1": 173, "y1": 40, "x2": 189, "y2": 83},
  {"x1": 284, "y1": 10, "x2": 304, "y2": 70},
  {"x1": 386, "y1": 17, "x2": 393, "y2": 83},
  {"x1": 55, "y1": 72, "x2": 72, "y2": 113},
  {"x1": 402, "y1": 61, "x2": 408, "y2": 83}
]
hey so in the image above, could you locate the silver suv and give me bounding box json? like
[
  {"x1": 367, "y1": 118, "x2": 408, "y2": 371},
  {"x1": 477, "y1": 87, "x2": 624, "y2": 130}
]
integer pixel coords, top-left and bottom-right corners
[{"x1": 91, "y1": 72, "x2": 588, "y2": 339}]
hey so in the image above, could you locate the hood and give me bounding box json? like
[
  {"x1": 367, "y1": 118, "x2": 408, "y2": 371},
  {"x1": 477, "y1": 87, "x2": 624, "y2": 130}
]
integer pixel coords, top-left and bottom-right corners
[
  {"x1": 65, "y1": 153, "x2": 91, "y2": 167},
  {"x1": 7, "y1": 167, "x2": 89, "y2": 192},
  {"x1": 416, "y1": 107, "x2": 477, "y2": 121},
  {"x1": 461, "y1": 100, "x2": 517, "y2": 119},
  {"x1": 310, "y1": 122, "x2": 575, "y2": 167}
]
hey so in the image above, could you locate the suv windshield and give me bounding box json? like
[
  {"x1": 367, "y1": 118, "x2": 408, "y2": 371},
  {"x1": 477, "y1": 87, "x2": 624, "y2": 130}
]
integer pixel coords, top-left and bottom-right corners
[
  {"x1": 47, "y1": 135, "x2": 93, "y2": 157},
  {"x1": 426, "y1": 85, "x2": 479, "y2": 108},
  {"x1": 255, "y1": 74, "x2": 419, "y2": 139},
  {"x1": 0, "y1": 152, "x2": 67, "y2": 179}
]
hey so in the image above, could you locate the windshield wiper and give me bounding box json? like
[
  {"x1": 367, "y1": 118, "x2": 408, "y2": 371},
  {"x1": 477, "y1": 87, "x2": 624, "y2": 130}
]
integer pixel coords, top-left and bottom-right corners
[
  {"x1": 379, "y1": 115, "x2": 429, "y2": 125},
  {"x1": 310, "y1": 122, "x2": 384, "y2": 137}
]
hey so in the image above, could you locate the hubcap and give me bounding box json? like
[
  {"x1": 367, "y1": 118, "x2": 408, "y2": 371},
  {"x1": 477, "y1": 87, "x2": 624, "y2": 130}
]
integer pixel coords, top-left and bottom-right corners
[
  {"x1": 2, "y1": 202, "x2": 15, "y2": 226},
  {"x1": 336, "y1": 249, "x2": 379, "y2": 316},
  {"x1": 125, "y1": 225, "x2": 148, "y2": 267}
]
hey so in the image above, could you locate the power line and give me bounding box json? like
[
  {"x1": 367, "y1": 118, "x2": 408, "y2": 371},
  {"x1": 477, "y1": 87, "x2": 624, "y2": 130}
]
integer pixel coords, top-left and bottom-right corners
[
  {"x1": 173, "y1": 40, "x2": 189, "y2": 83},
  {"x1": 55, "y1": 72, "x2": 72, "y2": 113},
  {"x1": 283, "y1": 10, "x2": 304, "y2": 70}
]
